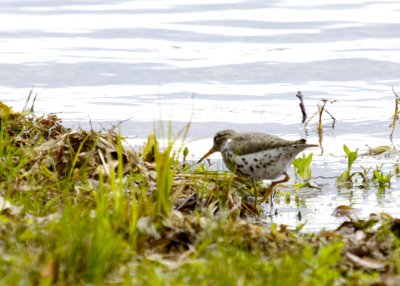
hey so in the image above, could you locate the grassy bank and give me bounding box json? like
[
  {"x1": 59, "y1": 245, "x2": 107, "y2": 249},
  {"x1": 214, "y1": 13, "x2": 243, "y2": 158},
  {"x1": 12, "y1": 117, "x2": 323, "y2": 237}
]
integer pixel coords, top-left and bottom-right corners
[{"x1": 0, "y1": 102, "x2": 400, "y2": 285}]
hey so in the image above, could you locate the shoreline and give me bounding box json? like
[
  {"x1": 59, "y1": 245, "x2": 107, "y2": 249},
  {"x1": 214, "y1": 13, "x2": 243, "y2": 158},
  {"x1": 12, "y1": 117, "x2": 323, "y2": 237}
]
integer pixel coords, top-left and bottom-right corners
[{"x1": 0, "y1": 101, "x2": 400, "y2": 284}]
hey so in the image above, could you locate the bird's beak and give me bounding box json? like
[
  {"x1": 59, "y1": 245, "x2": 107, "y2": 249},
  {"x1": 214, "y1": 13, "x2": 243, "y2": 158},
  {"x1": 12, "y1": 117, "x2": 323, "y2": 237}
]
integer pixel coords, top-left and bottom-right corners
[{"x1": 198, "y1": 147, "x2": 216, "y2": 163}]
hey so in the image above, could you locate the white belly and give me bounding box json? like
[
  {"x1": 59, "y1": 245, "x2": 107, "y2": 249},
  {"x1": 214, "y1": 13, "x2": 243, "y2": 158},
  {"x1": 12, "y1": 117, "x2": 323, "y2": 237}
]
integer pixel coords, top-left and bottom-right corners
[{"x1": 222, "y1": 147, "x2": 299, "y2": 182}]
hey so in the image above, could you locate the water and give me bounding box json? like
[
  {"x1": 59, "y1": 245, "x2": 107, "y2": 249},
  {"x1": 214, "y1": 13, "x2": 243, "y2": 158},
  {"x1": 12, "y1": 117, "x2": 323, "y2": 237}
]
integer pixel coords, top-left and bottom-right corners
[{"x1": 1, "y1": 0, "x2": 400, "y2": 230}]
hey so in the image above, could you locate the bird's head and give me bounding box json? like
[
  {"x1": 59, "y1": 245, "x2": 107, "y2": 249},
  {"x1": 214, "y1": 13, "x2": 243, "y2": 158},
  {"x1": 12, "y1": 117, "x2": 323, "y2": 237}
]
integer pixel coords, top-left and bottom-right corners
[{"x1": 198, "y1": 129, "x2": 236, "y2": 163}]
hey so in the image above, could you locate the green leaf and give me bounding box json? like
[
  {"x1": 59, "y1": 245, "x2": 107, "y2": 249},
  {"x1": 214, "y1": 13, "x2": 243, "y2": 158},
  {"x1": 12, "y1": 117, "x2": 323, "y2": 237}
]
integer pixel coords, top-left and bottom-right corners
[
  {"x1": 342, "y1": 145, "x2": 358, "y2": 173},
  {"x1": 373, "y1": 170, "x2": 383, "y2": 181},
  {"x1": 293, "y1": 153, "x2": 313, "y2": 181},
  {"x1": 343, "y1": 144, "x2": 350, "y2": 156}
]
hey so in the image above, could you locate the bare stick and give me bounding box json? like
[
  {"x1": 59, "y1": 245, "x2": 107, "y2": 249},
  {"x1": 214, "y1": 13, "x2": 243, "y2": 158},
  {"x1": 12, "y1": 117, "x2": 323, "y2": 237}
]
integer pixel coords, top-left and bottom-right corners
[
  {"x1": 296, "y1": 91, "x2": 307, "y2": 123},
  {"x1": 324, "y1": 109, "x2": 336, "y2": 128},
  {"x1": 390, "y1": 86, "x2": 399, "y2": 140},
  {"x1": 23, "y1": 89, "x2": 38, "y2": 114},
  {"x1": 317, "y1": 99, "x2": 336, "y2": 129},
  {"x1": 30, "y1": 92, "x2": 38, "y2": 113},
  {"x1": 23, "y1": 90, "x2": 33, "y2": 112},
  {"x1": 304, "y1": 110, "x2": 318, "y2": 129},
  {"x1": 317, "y1": 100, "x2": 326, "y2": 132},
  {"x1": 304, "y1": 98, "x2": 336, "y2": 128}
]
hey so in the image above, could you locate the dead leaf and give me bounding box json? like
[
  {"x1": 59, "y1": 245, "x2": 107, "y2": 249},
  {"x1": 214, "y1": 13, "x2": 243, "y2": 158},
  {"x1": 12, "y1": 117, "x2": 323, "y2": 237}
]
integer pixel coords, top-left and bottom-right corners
[
  {"x1": 332, "y1": 205, "x2": 354, "y2": 217},
  {"x1": 363, "y1": 145, "x2": 393, "y2": 156},
  {"x1": 346, "y1": 252, "x2": 386, "y2": 270}
]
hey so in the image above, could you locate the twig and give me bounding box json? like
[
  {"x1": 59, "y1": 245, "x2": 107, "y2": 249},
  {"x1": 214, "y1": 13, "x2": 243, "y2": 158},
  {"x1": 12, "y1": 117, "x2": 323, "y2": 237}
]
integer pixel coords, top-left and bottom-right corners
[
  {"x1": 303, "y1": 98, "x2": 336, "y2": 156},
  {"x1": 304, "y1": 110, "x2": 318, "y2": 128},
  {"x1": 390, "y1": 86, "x2": 400, "y2": 140},
  {"x1": 23, "y1": 90, "x2": 38, "y2": 113},
  {"x1": 318, "y1": 99, "x2": 336, "y2": 130},
  {"x1": 23, "y1": 90, "x2": 33, "y2": 112},
  {"x1": 296, "y1": 91, "x2": 307, "y2": 123},
  {"x1": 324, "y1": 109, "x2": 336, "y2": 128},
  {"x1": 30, "y1": 92, "x2": 38, "y2": 113},
  {"x1": 304, "y1": 98, "x2": 336, "y2": 129}
]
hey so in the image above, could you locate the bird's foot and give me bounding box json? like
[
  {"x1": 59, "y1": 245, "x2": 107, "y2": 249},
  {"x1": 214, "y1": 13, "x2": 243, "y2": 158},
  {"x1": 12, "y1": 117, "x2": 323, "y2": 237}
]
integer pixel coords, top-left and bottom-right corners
[
  {"x1": 261, "y1": 185, "x2": 275, "y2": 207},
  {"x1": 261, "y1": 172, "x2": 291, "y2": 207}
]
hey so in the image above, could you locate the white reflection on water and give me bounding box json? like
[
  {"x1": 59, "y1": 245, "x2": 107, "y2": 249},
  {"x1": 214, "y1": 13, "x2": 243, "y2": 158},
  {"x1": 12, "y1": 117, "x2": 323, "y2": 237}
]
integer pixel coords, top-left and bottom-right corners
[{"x1": 1, "y1": 0, "x2": 400, "y2": 230}]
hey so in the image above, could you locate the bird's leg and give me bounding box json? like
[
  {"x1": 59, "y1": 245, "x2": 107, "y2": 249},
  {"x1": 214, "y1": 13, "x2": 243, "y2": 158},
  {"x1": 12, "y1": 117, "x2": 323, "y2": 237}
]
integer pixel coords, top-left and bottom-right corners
[
  {"x1": 262, "y1": 172, "x2": 290, "y2": 206},
  {"x1": 253, "y1": 182, "x2": 259, "y2": 210}
]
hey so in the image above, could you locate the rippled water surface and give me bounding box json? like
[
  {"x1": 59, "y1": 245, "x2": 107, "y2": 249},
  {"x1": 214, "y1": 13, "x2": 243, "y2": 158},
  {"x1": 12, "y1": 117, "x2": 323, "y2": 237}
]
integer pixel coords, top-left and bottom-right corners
[{"x1": 1, "y1": 0, "x2": 400, "y2": 230}]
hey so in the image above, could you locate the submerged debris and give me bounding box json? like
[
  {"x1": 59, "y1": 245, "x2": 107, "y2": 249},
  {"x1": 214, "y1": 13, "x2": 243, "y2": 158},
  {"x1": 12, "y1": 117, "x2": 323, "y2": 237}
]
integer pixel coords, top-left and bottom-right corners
[{"x1": 363, "y1": 145, "x2": 394, "y2": 156}]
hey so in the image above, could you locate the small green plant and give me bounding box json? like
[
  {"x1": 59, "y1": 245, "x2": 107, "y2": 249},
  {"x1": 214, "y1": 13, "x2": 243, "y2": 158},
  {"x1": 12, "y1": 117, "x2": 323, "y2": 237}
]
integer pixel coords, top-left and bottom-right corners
[
  {"x1": 371, "y1": 165, "x2": 392, "y2": 190},
  {"x1": 293, "y1": 153, "x2": 312, "y2": 181},
  {"x1": 357, "y1": 166, "x2": 372, "y2": 187},
  {"x1": 293, "y1": 153, "x2": 319, "y2": 189},
  {"x1": 336, "y1": 144, "x2": 358, "y2": 186}
]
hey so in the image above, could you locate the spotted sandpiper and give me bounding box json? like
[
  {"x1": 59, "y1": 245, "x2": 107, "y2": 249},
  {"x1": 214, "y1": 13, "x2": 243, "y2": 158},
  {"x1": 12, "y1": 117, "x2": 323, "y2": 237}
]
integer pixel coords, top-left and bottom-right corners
[{"x1": 198, "y1": 129, "x2": 318, "y2": 209}]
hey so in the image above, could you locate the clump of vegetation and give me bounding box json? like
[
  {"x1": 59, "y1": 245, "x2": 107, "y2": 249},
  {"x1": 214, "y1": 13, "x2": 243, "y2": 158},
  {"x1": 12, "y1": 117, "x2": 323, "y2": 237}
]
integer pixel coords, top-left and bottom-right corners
[
  {"x1": 336, "y1": 145, "x2": 393, "y2": 191},
  {"x1": 1, "y1": 101, "x2": 400, "y2": 285},
  {"x1": 372, "y1": 166, "x2": 393, "y2": 191}
]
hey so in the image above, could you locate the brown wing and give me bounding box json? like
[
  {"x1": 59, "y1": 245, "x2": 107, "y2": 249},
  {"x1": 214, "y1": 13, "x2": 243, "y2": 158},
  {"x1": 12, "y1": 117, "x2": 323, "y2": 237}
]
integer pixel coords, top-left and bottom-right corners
[{"x1": 229, "y1": 132, "x2": 315, "y2": 156}]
